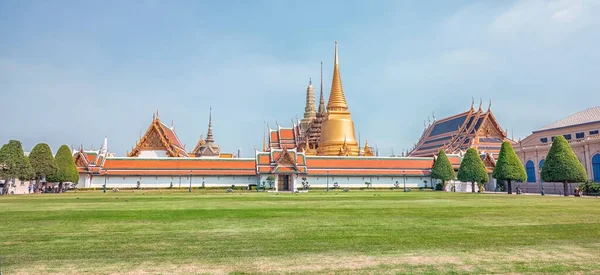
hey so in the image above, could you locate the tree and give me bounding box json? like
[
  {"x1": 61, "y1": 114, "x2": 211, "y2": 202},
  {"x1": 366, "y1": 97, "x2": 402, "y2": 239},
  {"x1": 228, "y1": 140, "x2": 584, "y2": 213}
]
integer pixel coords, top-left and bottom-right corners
[
  {"x1": 0, "y1": 140, "x2": 30, "y2": 194},
  {"x1": 492, "y1": 141, "x2": 527, "y2": 194},
  {"x1": 457, "y1": 148, "x2": 489, "y2": 193},
  {"x1": 29, "y1": 143, "x2": 57, "y2": 189},
  {"x1": 431, "y1": 149, "x2": 456, "y2": 191},
  {"x1": 19, "y1": 156, "x2": 35, "y2": 185},
  {"x1": 541, "y1": 136, "x2": 587, "y2": 196},
  {"x1": 266, "y1": 175, "x2": 275, "y2": 189},
  {"x1": 48, "y1": 145, "x2": 79, "y2": 192}
]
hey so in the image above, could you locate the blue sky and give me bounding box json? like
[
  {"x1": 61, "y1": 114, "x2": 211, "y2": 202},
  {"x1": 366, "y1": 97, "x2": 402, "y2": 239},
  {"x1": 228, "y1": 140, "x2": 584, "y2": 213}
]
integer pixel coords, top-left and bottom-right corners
[{"x1": 1, "y1": 0, "x2": 599, "y2": 156}]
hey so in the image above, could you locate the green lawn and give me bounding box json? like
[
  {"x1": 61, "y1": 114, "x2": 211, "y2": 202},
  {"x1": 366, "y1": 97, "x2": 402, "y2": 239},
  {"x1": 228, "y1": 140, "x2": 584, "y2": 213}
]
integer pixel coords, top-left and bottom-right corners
[{"x1": 1, "y1": 190, "x2": 599, "y2": 274}]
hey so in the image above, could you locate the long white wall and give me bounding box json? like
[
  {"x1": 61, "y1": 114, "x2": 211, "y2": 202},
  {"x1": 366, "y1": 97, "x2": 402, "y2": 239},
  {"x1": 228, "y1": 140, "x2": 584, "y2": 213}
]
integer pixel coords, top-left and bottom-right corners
[
  {"x1": 83, "y1": 174, "x2": 257, "y2": 188},
  {"x1": 79, "y1": 173, "x2": 435, "y2": 189},
  {"x1": 257, "y1": 174, "x2": 433, "y2": 189}
]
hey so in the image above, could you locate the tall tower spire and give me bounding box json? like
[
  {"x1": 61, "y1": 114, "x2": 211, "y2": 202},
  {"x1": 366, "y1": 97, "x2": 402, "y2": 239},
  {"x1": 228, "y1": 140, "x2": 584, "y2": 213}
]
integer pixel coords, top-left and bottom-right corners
[
  {"x1": 327, "y1": 41, "x2": 349, "y2": 112},
  {"x1": 318, "y1": 61, "x2": 325, "y2": 113},
  {"x1": 206, "y1": 106, "x2": 214, "y2": 143},
  {"x1": 262, "y1": 123, "x2": 267, "y2": 151},
  {"x1": 300, "y1": 78, "x2": 317, "y2": 134},
  {"x1": 317, "y1": 41, "x2": 358, "y2": 156}
]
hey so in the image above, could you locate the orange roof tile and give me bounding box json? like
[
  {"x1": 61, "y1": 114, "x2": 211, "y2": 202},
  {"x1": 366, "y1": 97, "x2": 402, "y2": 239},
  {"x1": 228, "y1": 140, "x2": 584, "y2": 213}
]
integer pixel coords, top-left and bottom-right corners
[
  {"x1": 102, "y1": 158, "x2": 255, "y2": 171},
  {"x1": 306, "y1": 156, "x2": 434, "y2": 170}
]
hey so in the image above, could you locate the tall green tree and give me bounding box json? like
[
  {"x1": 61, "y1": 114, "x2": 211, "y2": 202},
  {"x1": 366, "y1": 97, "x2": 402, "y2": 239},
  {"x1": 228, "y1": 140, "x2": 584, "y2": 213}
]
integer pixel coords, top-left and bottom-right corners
[
  {"x1": 541, "y1": 136, "x2": 587, "y2": 196},
  {"x1": 0, "y1": 140, "x2": 31, "y2": 194},
  {"x1": 48, "y1": 145, "x2": 79, "y2": 192},
  {"x1": 431, "y1": 149, "x2": 455, "y2": 191},
  {"x1": 492, "y1": 141, "x2": 527, "y2": 194},
  {"x1": 19, "y1": 156, "x2": 35, "y2": 185},
  {"x1": 29, "y1": 143, "x2": 57, "y2": 188},
  {"x1": 457, "y1": 148, "x2": 489, "y2": 193}
]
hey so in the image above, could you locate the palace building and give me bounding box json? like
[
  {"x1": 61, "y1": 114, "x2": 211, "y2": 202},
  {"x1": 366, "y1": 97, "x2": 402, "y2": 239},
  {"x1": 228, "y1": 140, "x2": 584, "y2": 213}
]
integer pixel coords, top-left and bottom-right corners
[
  {"x1": 74, "y1": 41, "x2": 467, "y2": 191},
  {"x1": 513, "y1": 106, "x2": 600, "y2": 184}
]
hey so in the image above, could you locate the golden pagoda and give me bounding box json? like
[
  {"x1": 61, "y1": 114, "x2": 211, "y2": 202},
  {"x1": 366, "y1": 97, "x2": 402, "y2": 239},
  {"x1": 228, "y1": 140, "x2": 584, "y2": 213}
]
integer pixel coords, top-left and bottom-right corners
[{"x1": 317, "y1": 41, "x2": 359, "y2": 156}]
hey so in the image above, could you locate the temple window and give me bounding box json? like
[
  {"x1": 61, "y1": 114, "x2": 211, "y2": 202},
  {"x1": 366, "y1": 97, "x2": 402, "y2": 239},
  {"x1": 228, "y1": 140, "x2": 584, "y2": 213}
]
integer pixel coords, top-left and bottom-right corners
[
  {"x1": 576, "y1": 132, "x2": 585, "y2": 139},
  {"x1": 563, "y1": 134, "x2": 572, "y2": 140},
  {"x1": 540, "y1": 137, "x2": 548, "y2": 143},
  {"x1": 590, "y1": 130, "x2": 599, "y2": 135},
  {"x1": 551, "y1": 136, "x2": 555, "y2": 141}
]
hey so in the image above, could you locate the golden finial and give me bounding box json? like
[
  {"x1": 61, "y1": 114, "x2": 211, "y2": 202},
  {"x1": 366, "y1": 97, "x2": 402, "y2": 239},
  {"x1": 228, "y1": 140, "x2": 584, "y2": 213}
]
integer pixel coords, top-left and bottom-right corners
[
  {"x1": 327, "y1": 41, "x2": 349, "y2": 112},
  {"x1": 318, "y1": 61, "x2": 325, "y2": 113}
]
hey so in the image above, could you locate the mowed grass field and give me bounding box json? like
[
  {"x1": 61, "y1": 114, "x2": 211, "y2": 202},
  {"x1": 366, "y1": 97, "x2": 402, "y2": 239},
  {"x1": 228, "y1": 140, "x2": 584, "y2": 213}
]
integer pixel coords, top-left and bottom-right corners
[{"x1": 1, "y1": 190, "x2": 600, "y2": 274}]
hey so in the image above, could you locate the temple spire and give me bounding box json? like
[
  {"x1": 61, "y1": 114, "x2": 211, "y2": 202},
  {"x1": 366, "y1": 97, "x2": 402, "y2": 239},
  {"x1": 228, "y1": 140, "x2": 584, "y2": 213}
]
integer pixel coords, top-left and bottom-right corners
[
  {"x1": 318, "y1": 61, "x2": 325, "y2": 113},
  {"x1": 206, "y1": 106, "x2": 214, "y2": 143},
  {"x1": 300, "y1": 77, "x2": 317, "y2": 132},
  {"x1": 488, "y1": 99, "x2": 492, "y2": 112},
  {"x1": 99, "y1": 136, "x2": 108, "y2": 156},
  {"x1": 327, "y1": 41, "x2": 349, "y2": 112},
  {"x1": 262, "y1": 123, "x2": 267, "y2": 151}
]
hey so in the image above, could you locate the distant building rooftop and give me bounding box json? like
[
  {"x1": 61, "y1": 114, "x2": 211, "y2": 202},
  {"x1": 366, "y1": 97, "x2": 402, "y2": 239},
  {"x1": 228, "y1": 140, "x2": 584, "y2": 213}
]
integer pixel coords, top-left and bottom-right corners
[{"x1": 535, "y1": 106, "x2": 600, "y2": 132}]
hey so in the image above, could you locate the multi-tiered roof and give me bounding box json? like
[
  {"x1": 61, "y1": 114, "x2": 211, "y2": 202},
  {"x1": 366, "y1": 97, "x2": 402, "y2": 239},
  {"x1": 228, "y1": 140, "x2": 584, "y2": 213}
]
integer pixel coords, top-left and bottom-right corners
[{"x1": 409, "y1": 99, "x2": 511, "y2": 158}]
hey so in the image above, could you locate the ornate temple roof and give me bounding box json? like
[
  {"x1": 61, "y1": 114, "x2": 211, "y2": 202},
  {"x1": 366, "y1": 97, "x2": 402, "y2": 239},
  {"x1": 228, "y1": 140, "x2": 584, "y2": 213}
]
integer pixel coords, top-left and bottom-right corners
[
  {"x1": 534, "y1": 106, "x2": 600, "y2": 132},
  {"x1": 268, "y1": 124, "x2": 299, "y2": 150},
  {"x1": 409, "y1": 99, "x2": 509, "y2": 158},
  {"x1": 128, "y1": 112, "x2": 189, "y2": 158}
]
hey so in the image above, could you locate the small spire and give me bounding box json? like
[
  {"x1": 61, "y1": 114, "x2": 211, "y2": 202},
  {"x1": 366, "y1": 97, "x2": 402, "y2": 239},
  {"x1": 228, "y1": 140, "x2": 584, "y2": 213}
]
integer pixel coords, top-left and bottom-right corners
[
  {"x1": 478, "y1": 98, "x2": 482, "y2": 111},
  {"x1": 156, "y1": 110, "x2": 159, "y2": 118},
  {"x1": 262, "y1": 122, "x2": 267, "y2": 151},
  {"x1": 432, "y1": 111, "x2": 435, "y2": 121},
  {"x1": 471, "y1": 97, "x2": 474, "y2": 110},
  {"x1": 488, "y1": 99, "x2": 492, "y2": 111},
  {"x1": 428, "y1": 116, "x2": 431, "y2": 125},
  {"x1": 153, "y1": 112, "x2": 155, "y2": 120},
  {"x1": 206, "y1": 106, "x2": 214, "y2": 143},
  {"x1": 309, "y1": 77, "x2": 312, "y2": 85},
  {"x1": 318, "y1": 61, "x2": 326, "y2": 113}
]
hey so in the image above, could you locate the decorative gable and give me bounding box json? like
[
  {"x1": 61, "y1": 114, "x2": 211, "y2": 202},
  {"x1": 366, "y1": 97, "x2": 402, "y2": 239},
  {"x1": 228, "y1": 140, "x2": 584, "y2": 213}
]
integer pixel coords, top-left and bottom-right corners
[
  {"x1": 74, "y1": 152, "x2": 89, "y2": 167},
  {"x1": 275, "y1": 149, "x2": 298, "y2": 169},
  {"x1": 476, "y1": 115, "x2": 505, "y2": 139},
  {"x1": 128, "y1": 113, "x2": 189, "y2": 157}
]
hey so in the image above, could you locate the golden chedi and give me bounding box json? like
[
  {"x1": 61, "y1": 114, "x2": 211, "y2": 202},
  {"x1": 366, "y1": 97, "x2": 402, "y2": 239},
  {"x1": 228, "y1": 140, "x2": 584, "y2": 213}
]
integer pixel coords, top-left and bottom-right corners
[{"x1": 317, "y1": 41, "x2": 359, "y2": 156}]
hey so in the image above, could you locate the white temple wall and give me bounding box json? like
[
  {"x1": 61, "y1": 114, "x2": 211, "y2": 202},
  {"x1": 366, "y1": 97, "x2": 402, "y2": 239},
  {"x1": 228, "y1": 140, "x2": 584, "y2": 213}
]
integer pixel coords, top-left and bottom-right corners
[
  {"x1": 298, "y1": 175, "x2": 432, "y2": 188},
  {"x1": 87, "y1": 174, "x2": 257, "y2": 188},
  {"x1": 82, "y1": 173, "x2": 435, "y2": 189}
]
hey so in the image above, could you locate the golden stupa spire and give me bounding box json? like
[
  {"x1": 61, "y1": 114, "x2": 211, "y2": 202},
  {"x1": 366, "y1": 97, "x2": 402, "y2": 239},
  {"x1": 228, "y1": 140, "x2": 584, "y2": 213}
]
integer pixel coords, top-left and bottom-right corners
[
  {"x1": 317, "y1": 41, "x2": 358, "y2": 156},
  {"x1": 327, "y1": 41, "x2": 349, "y2": 112}
]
